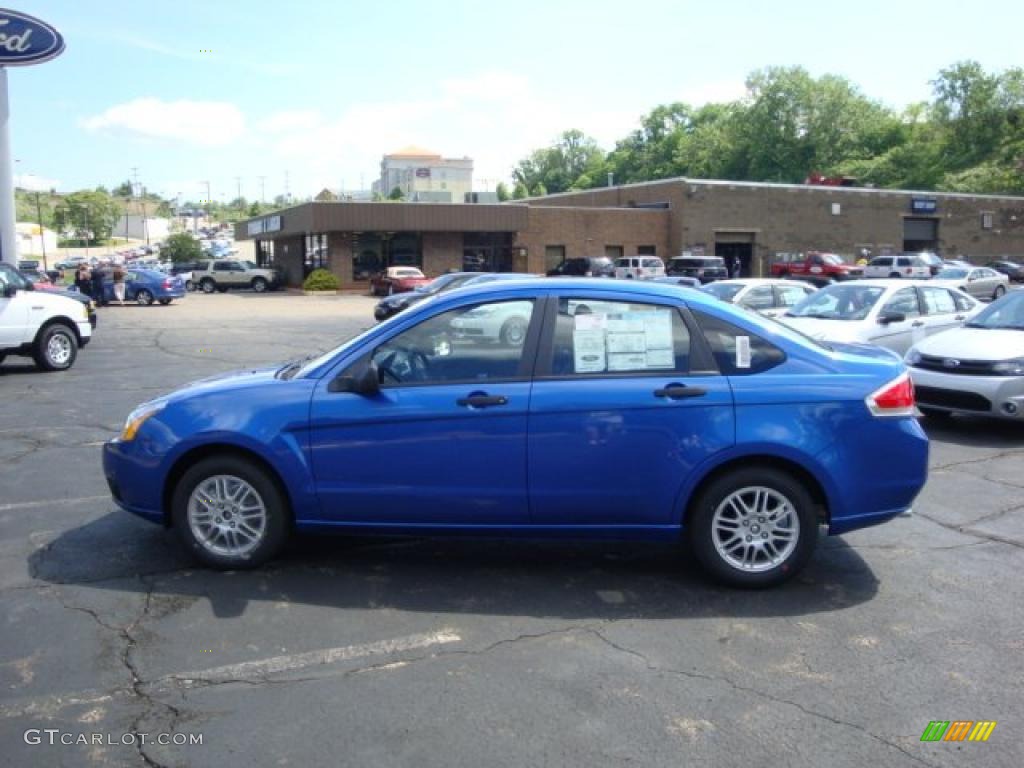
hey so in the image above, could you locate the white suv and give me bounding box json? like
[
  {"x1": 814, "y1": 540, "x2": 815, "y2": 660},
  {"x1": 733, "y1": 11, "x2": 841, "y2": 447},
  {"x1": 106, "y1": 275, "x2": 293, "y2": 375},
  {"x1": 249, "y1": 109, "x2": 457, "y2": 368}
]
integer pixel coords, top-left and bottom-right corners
[
  {"x1": 863, "y1": 255, "x2": 932, "y2": 279},
  {"x1": 614, "y1": 256, "x2": 666, "y2": 279},
  {"x1": 0, "y1": 264, "x2": 93, "y2": 371}
]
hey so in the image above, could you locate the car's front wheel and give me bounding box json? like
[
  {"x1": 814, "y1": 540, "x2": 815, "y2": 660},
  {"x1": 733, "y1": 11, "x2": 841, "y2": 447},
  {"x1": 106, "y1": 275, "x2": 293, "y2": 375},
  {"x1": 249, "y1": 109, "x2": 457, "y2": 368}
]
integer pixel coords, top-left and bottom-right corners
[
  {"x1": 993, "y1": 285, "x2": 1006, "y2": 300},
  {"x1": 136, "y1": 289, "x2": 154, "y2": 306},
  {"x1": 200, "y1": 278, "x2": 216, "y2": 294},
  {"x1": 499, "y1": 316, "x2": 529, "y2": 346},
  {"x1": 172, "y1": 455, "x2": 290, "y2": 570},
  {"x1": 251, "y1": 277, "x2": 267, "y2": 293},
  {"x1": 688, "y1": 467, "x2": 818, "y2": 588}
]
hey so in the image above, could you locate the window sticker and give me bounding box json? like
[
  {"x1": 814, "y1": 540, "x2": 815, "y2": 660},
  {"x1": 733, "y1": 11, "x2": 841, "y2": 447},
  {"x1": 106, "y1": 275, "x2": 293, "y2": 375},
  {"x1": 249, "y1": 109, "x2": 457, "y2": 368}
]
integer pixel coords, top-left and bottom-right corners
[
  {"x1": 736, "y1": 335, "x2": 752, "y2": 369},
  {"x1": 571, "y1": 306, "x2": 675, "y2": 373}
]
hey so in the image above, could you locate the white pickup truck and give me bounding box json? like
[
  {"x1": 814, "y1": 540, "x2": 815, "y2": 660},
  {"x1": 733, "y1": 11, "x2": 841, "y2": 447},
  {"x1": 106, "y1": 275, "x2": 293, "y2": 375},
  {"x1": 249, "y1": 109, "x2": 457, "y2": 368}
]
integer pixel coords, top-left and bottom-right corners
[{"x1": 0, "y1": 264, "x2": 93, "y2": 371}]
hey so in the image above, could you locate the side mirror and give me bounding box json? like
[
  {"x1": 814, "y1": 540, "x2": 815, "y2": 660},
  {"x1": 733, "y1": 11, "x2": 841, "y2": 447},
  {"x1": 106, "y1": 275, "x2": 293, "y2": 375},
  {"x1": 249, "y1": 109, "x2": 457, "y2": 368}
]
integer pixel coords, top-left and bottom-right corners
[
  {"x1": 878, "y1": 311, "x2": 906, "y2": 325},
  {"x1": 328, "y1": 361, "x2": 381, "y2": 396},
  {"x1": 3, "y1": 283, "x2": 19, "y2": 298}
]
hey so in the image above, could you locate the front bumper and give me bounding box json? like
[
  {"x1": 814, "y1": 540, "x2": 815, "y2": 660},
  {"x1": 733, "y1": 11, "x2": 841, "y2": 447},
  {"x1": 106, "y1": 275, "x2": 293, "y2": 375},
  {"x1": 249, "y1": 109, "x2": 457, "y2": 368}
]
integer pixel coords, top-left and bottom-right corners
[
  {"x1": 910, "y1": 366, "x2": 1024, "y2": 419},
  {"x1": 102, "y1": 440, "x2": 165, "y2": 524}
]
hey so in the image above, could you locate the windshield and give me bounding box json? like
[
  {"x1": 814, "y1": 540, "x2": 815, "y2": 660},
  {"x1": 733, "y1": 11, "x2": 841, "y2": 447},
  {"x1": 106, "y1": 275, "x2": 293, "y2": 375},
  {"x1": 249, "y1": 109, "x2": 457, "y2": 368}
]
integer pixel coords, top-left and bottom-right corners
[
  {"x1": 819, "y1": 254, "x2": 844, "y2": 265},
  {"x1": 242, "y1": 260, "x2": 258, "y2": 269},
  {"x1": 965, "y1": 292, "x2": 1024, "y2": 330},
  {"x1": 420, "y1": 273, "x2": 472, "y2": 294},
  {"x1": 394, "y1": 268, "x2": 423, "y2": 278},
  {"x1": 701, "y1": 283, "x2": 744, "y2": 301},
  {"x1": 786, "y1": 284, "x2": 885, "y2": 321},
  {"x1": 937, "y1": 268, "x2": 968, "y2": 279}
]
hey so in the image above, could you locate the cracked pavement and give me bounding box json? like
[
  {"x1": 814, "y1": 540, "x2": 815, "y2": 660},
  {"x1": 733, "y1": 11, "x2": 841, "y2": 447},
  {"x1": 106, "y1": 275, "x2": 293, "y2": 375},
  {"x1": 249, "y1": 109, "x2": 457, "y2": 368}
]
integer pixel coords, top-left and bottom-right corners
[{"x1": 1, "y1": 292, "x2": 1022, "y2": 767}]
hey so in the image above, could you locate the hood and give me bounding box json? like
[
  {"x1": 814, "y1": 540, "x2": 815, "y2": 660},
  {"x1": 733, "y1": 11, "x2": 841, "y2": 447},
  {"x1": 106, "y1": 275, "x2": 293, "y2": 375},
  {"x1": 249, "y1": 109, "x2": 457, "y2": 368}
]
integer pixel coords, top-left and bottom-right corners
[
  {"x1": 912, "y1": 327, "x2": 1024, "y2": 360},
  {"x1": 928, "y1": 278, "x2": 970, "y2": 290},
  {"x1": 21, "y1": 288, "x2": 89, "y2": 314},
  {"x1": 778, "y1": 316, "x2": 869, "y2": 344},
  {"x1": 378, "y1": 291, "x2": 427, "y2": 309},
  {"x1": 166, "y1": 365, "x2": 282, "y2": 402}
]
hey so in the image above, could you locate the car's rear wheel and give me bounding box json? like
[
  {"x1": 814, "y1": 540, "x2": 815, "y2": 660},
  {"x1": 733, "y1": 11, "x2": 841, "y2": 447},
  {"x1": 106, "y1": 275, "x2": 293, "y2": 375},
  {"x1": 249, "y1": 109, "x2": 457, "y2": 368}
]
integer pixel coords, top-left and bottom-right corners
[
  {"x1": 200, "y1": 279, "x2": 216, "y2": 293},
  {"x1": 158, "y1": 298, "x2": 172, "y2": 305},
  {"x1": 185, "y1": 279, "x2": 195, "y2": 291},
  {"x1": 499, "y1": 316, "x2": 528, "y2": 346},
  {"x1": 172, "y1": 455, "x2": 290, "y2": 570},
  {"x1": 33, "y1": 323, "x2": 77, "y2": 371},
  {"x1": 688, "y1": 467, "x2": 817, "y2": 588},
  {"x1": 993, "y1": 285, "x2": 1006, "y2": 300},
  {"x1": 251, "y1": 277, "x2": 267, "y2": 293},
  {"x1": 136, "y1": 289, "x2": 154, "y2": 306}
]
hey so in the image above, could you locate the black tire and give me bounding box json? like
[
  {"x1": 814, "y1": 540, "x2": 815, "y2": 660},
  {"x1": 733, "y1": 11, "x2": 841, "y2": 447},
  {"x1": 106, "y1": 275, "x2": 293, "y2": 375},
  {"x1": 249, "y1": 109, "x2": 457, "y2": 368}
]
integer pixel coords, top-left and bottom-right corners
[
  {"x1": 158, "y1": 298, "x2": 172, "y2": 305},
  {"x1": 185, "y1": 279, "x2": 195, "y2": 291},
  {"x1": 889, "y1": 272, "x2": 901, "y2": 279},
  {"x1": 217, "y1": 286, "x2": 229, "y2": 293},
  {"x1": 251, "y1": 277, "x2": 268, "y2": 293},
  {"x1": 136, "y1": 289, "x2": 154, "y2": 306},
  {"x1": 499, "y1": 316, "x2": 529, "y2": 346},
  {"x1": 387, "y1": 283, "x2": 394, "y2": 296},
  {"x1": 919, "y1": 407, "x2": 952, "y2": 419},
  {"x1": 993, "y1": 285, "x2": 1006, "y2": 300},
  {"x1": 200, "y1": 278, "x2": 216, "y2": 294},
  {"x1": 33, "y1": 323, "x2": 78, "y2": 372},
  {"x1": 687, "y1": 466, "x2": 818, "y2": 588},
  {"x1": 171, "y1": 455, "x2": 290, "y2": 570}
]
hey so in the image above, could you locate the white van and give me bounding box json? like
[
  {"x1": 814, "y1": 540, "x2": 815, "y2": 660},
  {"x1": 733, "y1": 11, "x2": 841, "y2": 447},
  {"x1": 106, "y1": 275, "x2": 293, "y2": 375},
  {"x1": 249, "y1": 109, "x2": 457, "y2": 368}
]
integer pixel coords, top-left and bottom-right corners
[{"x1": 614, "y1": 256, "x2": 666, "y2": 280}]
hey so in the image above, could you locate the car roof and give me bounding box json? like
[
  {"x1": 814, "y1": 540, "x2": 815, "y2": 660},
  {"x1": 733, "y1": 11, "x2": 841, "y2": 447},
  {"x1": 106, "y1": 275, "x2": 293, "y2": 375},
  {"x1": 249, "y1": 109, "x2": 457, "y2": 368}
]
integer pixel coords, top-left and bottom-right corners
[
  {"x1": 439, "y1": 276, "x2": 729, "y2": 312},
  {"x1": 822, "y1": 279, "x2": 933, "y2": 289},
  {"x1": 708, "y1": 278, "x2": 810, "y2": 287}
]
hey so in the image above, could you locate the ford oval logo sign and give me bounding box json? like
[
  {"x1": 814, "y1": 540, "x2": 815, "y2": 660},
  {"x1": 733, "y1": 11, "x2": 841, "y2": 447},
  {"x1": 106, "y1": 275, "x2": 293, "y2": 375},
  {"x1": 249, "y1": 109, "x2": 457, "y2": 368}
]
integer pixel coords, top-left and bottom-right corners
[{"x1": 0, "y1": 8, "x2": 65, "y2": 66}]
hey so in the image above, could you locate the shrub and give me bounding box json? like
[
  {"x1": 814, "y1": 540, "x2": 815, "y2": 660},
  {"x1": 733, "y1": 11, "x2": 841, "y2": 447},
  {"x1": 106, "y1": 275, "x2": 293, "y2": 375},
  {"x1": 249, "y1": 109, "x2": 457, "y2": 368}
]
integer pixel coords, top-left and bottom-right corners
[{"x1": 303, "y1": 268, "x2": 339, "y2": 291}]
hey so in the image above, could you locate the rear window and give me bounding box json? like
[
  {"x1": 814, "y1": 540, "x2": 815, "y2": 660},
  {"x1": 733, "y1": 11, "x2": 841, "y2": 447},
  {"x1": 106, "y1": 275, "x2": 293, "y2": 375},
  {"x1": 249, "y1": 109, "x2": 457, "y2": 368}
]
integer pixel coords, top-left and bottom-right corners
[
  {"x1": 870, "y1": 257, "x2": 893, "y2": 267},
  {"x1": 692, "y1": 310, "x2": 786, "y2": 375},
  {"x1": 641, "y1": 259, "x2": 662, "y2": 268}
]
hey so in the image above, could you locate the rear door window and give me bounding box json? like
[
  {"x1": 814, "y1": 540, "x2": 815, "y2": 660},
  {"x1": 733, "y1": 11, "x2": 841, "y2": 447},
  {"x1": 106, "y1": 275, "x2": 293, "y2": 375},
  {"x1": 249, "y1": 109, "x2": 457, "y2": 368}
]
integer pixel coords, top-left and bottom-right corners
[
  {"x1": 919, "y1": 286, "x2": 956, "y2": 315},
  {"x1": 882, "y1": 288, "x2": 922, "y2": 318},
  {"x1": 692, "y1": 310, "x2": 786, "y2": 374}
]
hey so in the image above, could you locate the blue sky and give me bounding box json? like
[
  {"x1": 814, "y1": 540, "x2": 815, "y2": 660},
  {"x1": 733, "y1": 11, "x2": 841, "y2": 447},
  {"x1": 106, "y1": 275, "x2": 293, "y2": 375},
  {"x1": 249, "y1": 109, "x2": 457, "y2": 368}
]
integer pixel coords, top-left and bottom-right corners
[{"x1": 7, "y1": 0, "x2": 1023, "y2": 203}]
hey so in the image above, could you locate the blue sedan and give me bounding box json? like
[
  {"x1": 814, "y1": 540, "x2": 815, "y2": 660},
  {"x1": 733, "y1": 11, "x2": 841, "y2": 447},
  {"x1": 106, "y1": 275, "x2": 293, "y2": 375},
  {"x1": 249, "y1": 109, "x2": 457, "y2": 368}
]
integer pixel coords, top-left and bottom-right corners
[
  {"x1": 102, "y1": 269, "x2": 187, "y2": 306},
  {"x1": 103, "y1": 279, "x2": 928, "y2": 587}
]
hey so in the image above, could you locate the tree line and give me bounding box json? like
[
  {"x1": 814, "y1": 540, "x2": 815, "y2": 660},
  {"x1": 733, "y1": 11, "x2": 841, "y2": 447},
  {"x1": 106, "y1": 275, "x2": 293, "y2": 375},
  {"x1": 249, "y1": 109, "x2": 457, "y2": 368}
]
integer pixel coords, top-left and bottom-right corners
[{"x1": 510, "y1": 62, "x2": 1024, "y2": 198}]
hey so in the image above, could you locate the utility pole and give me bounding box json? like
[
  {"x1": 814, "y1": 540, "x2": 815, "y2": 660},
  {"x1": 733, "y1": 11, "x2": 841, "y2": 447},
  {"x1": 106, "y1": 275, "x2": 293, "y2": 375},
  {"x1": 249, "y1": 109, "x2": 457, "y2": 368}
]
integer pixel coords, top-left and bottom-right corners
[
  {"x1": 34, "y1": 189, "x2": 46, "y2": 266},
  {"x1": 284, "y1": 170, "x2": 290, "y2": 203},
  {"x1": 202, "y1": 180, "x2": 211, "y2": 228},
  {"x1": 140, "y1": 186, "x2": 150, "y2": 246},
  {"x1": 257, "y1": 176, "x2": 266, "y2": 204},
  {"x1": 234, "y1": 176, "x2": 242, "y2": 210}
]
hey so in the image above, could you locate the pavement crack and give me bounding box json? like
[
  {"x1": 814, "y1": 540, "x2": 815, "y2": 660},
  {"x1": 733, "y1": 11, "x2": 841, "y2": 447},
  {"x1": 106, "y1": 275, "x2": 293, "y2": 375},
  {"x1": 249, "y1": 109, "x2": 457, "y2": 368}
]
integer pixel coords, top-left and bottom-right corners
[
  {"x1": 582, "y1": 628, "x2": 940, "y2": 768},
  {"x1": 932, "y1": 448, "x2": 1024, "y2": 472},
  {"x1": 915, "y1": 510, "x2": 1024, "y2": 550}
]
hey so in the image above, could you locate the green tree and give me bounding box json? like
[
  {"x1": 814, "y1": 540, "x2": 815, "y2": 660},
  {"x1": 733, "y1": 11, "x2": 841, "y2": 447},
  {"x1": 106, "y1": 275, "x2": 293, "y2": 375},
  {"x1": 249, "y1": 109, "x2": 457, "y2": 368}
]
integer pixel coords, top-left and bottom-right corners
[
  {"x1": 388, "y1": 186, "x2": 405, "y2": 200},
  {"x1": 512, "y1": 181, "x2": 528, "y2": 199},
  {"x1": 513, "y1": 130, "x2": 606, "y2": 194},
  {"x1": 495, "y1": 182, "x2": 510, "y2": 202},
  {"x1": 112, "y1": 180, "x2": 133, "y2": 197},
  {"x1": 54, "y1": 189, "x2": 122, "y2": 244},
  {"x1": 162, "y1": 232, "x2": 202, "y2": 263},
  {"x1": 248, "y1": 202, "x2": 262, "y2": 216}
]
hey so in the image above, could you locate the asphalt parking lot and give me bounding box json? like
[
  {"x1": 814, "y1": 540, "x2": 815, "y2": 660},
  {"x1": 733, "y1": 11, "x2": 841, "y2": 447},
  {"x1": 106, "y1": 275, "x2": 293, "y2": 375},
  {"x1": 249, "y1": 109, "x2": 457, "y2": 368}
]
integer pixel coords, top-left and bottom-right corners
[{"x1": 1, "y1": 292, "x2": 1022, "y2": 768}]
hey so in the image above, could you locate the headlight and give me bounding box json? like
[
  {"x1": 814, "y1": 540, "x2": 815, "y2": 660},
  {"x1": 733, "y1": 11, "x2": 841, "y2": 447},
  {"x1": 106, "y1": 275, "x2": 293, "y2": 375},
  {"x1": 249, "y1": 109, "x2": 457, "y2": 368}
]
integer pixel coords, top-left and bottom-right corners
[
  {"x1": 120, "y1": 401, "x2": 165, "y2": 441},
  {"x1": 904, "y1": 348, "x2": 922, "y2": 366},
  {"x1": 992, "y1": 358, "x2": 1024, "y2": 376}
]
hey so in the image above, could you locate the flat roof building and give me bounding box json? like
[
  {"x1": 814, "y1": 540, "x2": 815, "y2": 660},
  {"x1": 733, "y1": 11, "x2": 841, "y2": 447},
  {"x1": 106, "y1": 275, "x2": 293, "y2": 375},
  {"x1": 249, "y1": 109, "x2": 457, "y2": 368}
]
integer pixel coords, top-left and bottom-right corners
[
  {"x1": 237, "y1": 177, "x2": 1024, "y2": 289},
  {"x1": 371, "y1": 145, "x2": 474, "y2": 204}
]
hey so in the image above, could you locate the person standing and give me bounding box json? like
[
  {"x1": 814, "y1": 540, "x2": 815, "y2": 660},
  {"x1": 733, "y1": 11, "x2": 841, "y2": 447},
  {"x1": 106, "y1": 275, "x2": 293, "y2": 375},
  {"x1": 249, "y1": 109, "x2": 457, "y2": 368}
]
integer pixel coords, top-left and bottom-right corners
[
  {"x1": 91, "y1": 263, "x2": 107, "y2": 306},
  {"x1": 731, "y1": 255, "x2": 742, "y2": 278},
  {"x1": 112, "y1": 263, "x2": 127, "y2": 306},
  {"x1": 75, "y1": 264, "x2": 91, "y2": 296}
]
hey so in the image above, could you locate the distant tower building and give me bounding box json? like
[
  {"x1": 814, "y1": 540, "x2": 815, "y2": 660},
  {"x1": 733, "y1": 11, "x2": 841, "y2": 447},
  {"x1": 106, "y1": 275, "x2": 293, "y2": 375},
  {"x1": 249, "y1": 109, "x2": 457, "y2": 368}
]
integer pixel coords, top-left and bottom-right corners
[{"x1": 371, "y1": 146, "x2": 474, "y2": 203}]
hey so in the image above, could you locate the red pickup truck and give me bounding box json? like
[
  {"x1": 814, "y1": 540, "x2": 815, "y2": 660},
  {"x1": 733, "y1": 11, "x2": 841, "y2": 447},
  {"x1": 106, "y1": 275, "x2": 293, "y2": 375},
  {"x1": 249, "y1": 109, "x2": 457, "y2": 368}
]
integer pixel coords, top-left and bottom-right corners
[{"x1": 771, "y1": 252, "x2": 862, "y2": 285}]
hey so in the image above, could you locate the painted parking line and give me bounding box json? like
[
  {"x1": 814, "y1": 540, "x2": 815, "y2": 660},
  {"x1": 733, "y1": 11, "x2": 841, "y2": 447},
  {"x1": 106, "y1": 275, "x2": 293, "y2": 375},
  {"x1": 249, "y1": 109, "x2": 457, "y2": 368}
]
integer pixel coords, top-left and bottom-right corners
[
  {"x1": 0, "y1": 495, "x2": 110, "y2": 513},
  {"x1": 0, "y1": 629, "x2": 462, "y2": 719}
]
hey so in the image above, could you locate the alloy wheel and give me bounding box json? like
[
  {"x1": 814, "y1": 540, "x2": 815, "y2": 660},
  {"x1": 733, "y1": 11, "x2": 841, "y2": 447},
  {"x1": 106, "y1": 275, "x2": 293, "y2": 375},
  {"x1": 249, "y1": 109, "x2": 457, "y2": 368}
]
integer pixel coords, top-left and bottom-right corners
[
  {"x1": 711, "y1": 486, "x2": 800, "y2": 573},
  {"x1": 187, "y1": 475, "x2": 268, "y2": 558}
]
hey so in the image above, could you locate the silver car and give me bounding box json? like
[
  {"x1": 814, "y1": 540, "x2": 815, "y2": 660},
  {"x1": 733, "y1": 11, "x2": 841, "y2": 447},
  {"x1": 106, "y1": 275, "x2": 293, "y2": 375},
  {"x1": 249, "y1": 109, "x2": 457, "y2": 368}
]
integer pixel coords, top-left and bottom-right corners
[
  {"x1": 905, "y1": 291, "x2": 1024, "y2": 420},
  {"x1": 929, "y1": 266, "x2": 1010, "y2": 302},
  {"x1": 780, "y1": 280, "x2": 981, "y2": 355}
]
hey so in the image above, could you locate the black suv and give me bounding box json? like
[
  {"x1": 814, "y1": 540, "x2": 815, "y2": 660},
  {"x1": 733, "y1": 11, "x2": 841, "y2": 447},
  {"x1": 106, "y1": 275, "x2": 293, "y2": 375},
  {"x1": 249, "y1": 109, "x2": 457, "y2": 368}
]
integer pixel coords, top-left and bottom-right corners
[
  {"x1": 546, "y1": 256, "x2": 615, "y2": 277},
  {"x1": 667, "y1": 256, "x2": 729, "y2": 283}
]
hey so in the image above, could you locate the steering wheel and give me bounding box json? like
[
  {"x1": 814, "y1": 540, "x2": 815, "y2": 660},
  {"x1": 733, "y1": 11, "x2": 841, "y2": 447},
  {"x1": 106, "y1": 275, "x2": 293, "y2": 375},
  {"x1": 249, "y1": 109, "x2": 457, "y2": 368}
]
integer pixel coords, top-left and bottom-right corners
[{"x1": 376, "y1": 347, "x2": 432, "y2": 383}]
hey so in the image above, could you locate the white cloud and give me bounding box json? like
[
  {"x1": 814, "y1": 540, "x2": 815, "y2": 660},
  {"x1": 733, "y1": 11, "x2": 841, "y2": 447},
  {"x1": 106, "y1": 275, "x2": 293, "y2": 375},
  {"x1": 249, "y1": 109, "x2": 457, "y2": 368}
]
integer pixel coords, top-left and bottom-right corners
[
  {"x1": 253, "y1": 72, "x2": 642, "y2": 194},
  {"x1": 81, "y1": 98, "x2": 246, "y2": 147},
  {"x1": 14, "y1": 174, "x2": 61, "y2": 192}
]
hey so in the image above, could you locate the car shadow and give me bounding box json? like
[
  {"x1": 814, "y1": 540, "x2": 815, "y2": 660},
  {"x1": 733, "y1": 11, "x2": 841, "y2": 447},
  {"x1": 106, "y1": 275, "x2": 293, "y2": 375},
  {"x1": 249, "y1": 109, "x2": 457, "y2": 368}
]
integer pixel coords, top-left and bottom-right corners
[
  {"x1": 29, "y1": 511, "x2": 879, "y2": 620},
  {"x1": 919, "y1": 415, "x2": 1024, "y2": 448}
]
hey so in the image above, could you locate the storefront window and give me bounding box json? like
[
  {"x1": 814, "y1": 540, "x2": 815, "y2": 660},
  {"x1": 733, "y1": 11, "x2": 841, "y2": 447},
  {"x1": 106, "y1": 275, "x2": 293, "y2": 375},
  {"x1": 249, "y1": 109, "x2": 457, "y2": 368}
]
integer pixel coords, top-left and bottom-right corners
[
  {"x1": 463, "y1": 232, "x2": 514, "y2": 272},
  {"x1": 353, "y1": 233, "x2": 383, "y2": 281},
  {"x1": 256, "y1": 240, "x2": 275, "y2": 267},
  {"x1": 304, "y1": 233, "x2": 328, "y2": 276}
]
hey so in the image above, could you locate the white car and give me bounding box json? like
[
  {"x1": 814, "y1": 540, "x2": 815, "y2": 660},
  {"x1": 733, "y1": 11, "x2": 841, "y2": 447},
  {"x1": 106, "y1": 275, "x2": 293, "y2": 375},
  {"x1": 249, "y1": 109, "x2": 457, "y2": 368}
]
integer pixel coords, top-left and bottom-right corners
[
  {"x1": 779, "y1": 279, "x2": 980, "y2": 355},
  {"x1": 905, "y1": 291, "x2": 1024, "y2": 420},
  {"x1": 863, "y1": 255, "x2": 932, "y2": 279},
  {"x1": 701, "y1": 278, "x2": 818, "y2": 318},
  {"x1": 929, "y1": 266, "x2": 1009, "y2": 302},
  {"x1": 614, "y1": 257, "x2": 666, "y2": 280},
  {"x1": 448, "y1": 300, "x2": 534, "y2": 346},
  {"x1": 0, "y1": 265, "x2": 93, "y2": 371}
]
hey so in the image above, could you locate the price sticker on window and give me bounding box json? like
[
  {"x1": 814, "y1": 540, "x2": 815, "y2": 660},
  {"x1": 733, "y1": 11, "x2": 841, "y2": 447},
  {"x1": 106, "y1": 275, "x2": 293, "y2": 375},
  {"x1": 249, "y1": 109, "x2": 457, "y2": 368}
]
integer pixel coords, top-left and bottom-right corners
[{"x1": 736, "y1": 335, "x2": 752, "y2": 369}]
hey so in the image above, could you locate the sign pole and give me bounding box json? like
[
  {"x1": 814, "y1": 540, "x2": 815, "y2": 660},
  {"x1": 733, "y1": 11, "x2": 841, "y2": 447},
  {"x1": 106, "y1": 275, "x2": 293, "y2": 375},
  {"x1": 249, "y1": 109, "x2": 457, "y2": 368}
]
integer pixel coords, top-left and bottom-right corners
[{"x1": 0, "y1": 67, "x2": 17, "y2": 267}]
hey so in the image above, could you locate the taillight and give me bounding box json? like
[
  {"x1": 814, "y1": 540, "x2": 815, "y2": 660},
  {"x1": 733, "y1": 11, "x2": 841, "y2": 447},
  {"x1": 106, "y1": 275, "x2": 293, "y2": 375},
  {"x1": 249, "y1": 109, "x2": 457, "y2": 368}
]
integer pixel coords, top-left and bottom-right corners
[
  {"x1": 866, "y1": 372, "x2": 915, "y2": 417},
  {"x1": 163, "y1": 279, "x2": 172, "y2": 289}
]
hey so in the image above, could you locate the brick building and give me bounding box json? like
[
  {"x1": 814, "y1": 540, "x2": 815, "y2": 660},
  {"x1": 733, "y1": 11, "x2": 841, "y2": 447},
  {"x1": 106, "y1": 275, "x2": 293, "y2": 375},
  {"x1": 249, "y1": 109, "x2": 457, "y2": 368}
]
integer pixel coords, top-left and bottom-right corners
[{"x1": 238, "y1": 177, "x2": 1024, "y2": 289}]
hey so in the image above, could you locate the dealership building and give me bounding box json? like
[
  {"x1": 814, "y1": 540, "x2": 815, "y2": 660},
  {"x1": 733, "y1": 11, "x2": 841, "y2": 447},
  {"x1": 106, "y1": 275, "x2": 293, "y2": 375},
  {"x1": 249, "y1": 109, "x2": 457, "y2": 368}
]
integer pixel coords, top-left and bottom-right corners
[{"x1": 236, "y1": 177, "x2": 1024, "y2": 289}]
